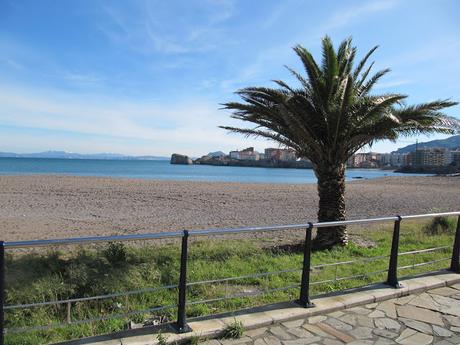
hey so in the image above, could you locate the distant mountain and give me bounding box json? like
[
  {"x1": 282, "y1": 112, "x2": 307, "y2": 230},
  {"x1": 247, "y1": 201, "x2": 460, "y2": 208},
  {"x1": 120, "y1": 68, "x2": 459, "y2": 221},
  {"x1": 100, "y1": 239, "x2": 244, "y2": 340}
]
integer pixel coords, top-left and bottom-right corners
[
  {"x1": 207, "y1": 151, "x2": 226, "y2": 157},
  {"x1": 394, "y1": 135, "x2": 460, "y2": 154},
  {"x1": 0, "y1": 150, "x2": 169, "y2": 160}
]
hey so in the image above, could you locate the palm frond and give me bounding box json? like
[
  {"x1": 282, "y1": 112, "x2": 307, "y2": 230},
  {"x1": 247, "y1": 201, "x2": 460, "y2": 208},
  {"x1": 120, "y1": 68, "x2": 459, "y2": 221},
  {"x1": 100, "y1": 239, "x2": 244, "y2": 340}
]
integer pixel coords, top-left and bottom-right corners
[
  {"x1": 353, "y1": 45, "x2": 378, "y2": 80},
  {"x1": 358, "y1": 68, "x2": 391, "y2": 96}
]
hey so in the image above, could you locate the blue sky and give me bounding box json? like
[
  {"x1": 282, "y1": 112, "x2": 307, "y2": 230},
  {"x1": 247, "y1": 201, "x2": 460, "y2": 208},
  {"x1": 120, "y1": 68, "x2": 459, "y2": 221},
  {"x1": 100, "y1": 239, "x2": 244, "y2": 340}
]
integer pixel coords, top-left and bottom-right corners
[{"x1": 1, "y1": 0, "x2": 459, "y2": 156}]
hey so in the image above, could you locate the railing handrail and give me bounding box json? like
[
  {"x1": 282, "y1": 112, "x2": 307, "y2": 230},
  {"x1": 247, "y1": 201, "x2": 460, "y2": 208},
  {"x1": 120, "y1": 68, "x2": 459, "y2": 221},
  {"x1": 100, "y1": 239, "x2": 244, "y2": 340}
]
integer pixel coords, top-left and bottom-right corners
[{"x1": 3, "y1": 211, "x2": 460, "y2": 249}]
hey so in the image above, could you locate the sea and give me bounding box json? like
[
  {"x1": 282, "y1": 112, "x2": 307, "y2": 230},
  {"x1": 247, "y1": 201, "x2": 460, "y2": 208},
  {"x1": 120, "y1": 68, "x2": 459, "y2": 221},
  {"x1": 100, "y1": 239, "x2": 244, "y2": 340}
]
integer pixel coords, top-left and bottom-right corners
[{"x1": 0, "y1": 157, "x2": 429, "y2": 184}]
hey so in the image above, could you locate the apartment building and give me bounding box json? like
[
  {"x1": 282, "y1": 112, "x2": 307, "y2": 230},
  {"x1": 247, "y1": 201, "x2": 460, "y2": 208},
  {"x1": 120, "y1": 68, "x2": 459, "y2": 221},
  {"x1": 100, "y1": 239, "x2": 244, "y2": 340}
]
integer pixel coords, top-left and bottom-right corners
[
  {"x1": 412, "y1": 148, "x2": 452, "y2": 167},
  {"x1": 264, "y1": 148, "x2": 296, "y2": 161}
]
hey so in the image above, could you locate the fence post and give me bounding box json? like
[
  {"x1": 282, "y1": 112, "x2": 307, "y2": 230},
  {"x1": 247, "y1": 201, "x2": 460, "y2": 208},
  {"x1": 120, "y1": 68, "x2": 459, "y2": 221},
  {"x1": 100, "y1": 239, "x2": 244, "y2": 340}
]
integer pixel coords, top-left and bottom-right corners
[
  {"x1": 1, "y1": 241, "x2": 4, "y2": 345},
  {"x1": 296, "y1": 223, "x2": 315, "y2": 308},
  {"x1": 175, "y1": 230, "x2": 192, "y2": 333},
  {"x1": 450, "y1": 215, "x2": 460, "y2": 273},
  {"x1": 386, "y1": 216, "x2": 403, "y2": 288}
]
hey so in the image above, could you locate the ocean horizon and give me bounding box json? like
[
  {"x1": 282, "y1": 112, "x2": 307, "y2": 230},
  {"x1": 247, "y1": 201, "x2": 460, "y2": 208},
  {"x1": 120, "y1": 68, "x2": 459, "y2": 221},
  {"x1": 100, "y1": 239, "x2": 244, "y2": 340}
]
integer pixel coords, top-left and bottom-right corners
[{"x1": 0, "y1": 157, "x2": 429, "y2": 184}]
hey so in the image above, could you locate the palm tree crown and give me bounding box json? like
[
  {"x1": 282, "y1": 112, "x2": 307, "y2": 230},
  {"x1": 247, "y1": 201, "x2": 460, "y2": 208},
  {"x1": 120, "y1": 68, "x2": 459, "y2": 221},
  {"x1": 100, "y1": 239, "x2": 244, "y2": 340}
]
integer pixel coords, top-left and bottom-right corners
[{"x1": 221, "y1": 36, "x2": 459, "y2": 249}]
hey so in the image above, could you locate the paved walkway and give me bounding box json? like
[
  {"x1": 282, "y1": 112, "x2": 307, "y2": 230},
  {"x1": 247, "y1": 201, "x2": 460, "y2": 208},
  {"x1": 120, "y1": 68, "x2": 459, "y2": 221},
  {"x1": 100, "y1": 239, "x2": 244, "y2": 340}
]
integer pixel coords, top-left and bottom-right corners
[{"x1": 202, "y1": 285, "x2": 460, "y2": 345}]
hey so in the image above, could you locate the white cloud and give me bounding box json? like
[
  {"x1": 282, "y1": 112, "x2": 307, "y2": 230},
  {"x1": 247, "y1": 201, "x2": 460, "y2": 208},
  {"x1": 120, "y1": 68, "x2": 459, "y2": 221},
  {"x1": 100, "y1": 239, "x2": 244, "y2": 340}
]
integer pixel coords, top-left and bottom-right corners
[{"x1": 0, "y1": 84, "x2": 268, "y2": 156}]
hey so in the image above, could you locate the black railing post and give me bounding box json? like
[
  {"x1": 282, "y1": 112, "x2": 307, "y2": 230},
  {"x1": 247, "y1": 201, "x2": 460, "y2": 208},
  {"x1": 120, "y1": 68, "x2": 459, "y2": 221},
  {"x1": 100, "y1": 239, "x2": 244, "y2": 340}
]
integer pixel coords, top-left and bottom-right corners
[
  {"x1": 386, "y1": 216, "x2": 403, "y2": 288},
  {"x1": 1, "y1": 241, "x2": 5, "y2": 345},
  {"x1": 175, "y1": 230, "x2": 191, "y2": 333},
  {"x1": 450, "y1": 215, "x2": 460, "y2": 273},
  {"x1": 296, "y1": 223, "x2": 315, "y2": 308}
]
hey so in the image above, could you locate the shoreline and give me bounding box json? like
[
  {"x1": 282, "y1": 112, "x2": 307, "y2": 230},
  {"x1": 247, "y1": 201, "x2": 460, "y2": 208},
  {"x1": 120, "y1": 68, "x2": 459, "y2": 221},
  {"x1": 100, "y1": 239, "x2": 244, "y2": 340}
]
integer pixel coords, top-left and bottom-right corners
[
  {"x1": 0, "y1": 174, "x2": 458, "y2": 242},
  {"x1": 0, "y1": 169, "x2": 431, "y2": 186}
]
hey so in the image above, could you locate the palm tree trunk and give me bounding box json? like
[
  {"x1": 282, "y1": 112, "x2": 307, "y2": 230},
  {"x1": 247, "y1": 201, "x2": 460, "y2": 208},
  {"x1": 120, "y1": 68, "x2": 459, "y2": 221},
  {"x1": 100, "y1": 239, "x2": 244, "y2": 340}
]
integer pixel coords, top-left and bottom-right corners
[{"x1": 313, "y1": 163, "x2": 348, "y2": 249}]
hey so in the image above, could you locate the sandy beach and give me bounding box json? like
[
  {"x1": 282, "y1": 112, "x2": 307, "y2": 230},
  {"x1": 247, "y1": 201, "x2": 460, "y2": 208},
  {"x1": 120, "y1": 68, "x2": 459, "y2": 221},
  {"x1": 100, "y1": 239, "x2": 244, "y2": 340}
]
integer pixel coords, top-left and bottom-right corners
[{"x1": 0, "y1": 174, "x2": 458, "y2": 242}]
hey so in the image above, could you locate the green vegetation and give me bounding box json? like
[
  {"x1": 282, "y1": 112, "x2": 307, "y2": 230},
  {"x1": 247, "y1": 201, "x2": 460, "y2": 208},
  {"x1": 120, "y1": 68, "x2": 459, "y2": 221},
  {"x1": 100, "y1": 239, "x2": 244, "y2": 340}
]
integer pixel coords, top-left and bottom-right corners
[
  {"x1": 424, "y1": 216, "x2": 457, "y2": 235},
  {"x1": 4, "y1": 218, "x2": 457, "y2": 344},
  {"x1": 221, "y1": 319, "x2": 244, "y2": 339},
  {"x1": 156, "y1": 331, "x2": 168, "y2": 345}
]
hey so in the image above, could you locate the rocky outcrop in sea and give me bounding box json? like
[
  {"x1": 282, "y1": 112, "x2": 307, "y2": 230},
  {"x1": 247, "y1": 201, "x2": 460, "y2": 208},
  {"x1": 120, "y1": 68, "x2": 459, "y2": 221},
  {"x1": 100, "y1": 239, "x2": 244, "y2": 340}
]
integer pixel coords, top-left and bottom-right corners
[{"x1": 170, "y1": 154, "x2": 193, "y2": 165}]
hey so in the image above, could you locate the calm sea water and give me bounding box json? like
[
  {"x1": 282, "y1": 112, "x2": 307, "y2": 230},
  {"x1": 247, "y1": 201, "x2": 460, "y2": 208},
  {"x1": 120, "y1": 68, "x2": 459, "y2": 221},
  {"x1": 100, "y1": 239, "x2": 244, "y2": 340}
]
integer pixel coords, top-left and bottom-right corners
[{"x1": 0, "y1": 157, "x2": 426, "y2": 184}]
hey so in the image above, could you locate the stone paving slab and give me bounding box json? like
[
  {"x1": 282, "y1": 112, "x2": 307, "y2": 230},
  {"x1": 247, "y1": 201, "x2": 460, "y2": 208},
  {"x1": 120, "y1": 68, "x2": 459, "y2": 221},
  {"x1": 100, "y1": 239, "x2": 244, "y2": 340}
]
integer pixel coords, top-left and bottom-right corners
[
  {"x1": 56, "y1": 272, "x2": 460, "y2": 345},
  {"x1": 207, "y1": 285, "x2": 460, "y2": 344},
  {"x1": 198, "y1": 273, "x2": 460, "y2": 345}
]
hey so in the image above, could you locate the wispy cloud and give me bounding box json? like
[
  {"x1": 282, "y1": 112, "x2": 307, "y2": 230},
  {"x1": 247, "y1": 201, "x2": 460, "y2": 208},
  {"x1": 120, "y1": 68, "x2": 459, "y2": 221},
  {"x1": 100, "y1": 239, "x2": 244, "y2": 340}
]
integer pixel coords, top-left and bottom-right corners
[
  {"x1": 145, "y1": 22, "x2": 189, "y2": 54},
  {"x1": 323, "y1": 0, "x2": 398, "y2": 33},
  {"x1": 0, "y1": 84, "x2": 264, "y2": 155},
  {"x1": 375, "y1": 79, "x2": 412, "y2": 89},
  {"x1": 0, "y1": 57, "x2": 24, "y2": 70},
  {"x1": 61, "y1": 72, "x2": 103, "y2": 86},
  {"x1": 98, "y1": 0, "x2": 236, "y2": 55}
]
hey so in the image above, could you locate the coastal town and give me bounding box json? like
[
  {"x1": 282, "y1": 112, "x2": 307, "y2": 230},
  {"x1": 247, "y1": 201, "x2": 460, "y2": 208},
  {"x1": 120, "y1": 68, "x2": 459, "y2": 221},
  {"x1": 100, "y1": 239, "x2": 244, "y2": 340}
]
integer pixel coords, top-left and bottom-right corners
[{"x1": 171, "y1": 136, "x2": 460, "y2": 173}]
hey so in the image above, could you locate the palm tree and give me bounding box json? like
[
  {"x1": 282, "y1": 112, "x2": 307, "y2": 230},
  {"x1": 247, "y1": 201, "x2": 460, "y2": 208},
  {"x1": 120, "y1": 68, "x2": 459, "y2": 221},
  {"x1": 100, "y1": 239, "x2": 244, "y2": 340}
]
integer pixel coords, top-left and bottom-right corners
[{"x1": 220, "y1": 36, "x2": 459, "y2": 249}]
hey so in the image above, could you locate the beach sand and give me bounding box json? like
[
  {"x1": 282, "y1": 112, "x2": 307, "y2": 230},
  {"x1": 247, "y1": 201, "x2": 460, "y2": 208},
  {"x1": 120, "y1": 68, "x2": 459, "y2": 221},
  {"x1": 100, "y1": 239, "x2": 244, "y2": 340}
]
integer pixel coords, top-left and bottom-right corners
[{"x1": 0, "y1": 174, "x2": 458, "y2": 242}]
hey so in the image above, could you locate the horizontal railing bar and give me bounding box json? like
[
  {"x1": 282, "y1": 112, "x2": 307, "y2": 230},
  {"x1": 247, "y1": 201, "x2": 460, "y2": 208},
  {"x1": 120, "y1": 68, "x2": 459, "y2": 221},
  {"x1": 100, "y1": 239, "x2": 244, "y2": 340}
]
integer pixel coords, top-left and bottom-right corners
[
  {"x1": 314, "y1": 255, "x2": 388, "y2": 268},
  {"x1": 187, "y1": 284, "x2": 300, "y2": 306},
  {"x1": 4, "y1": 211, "x2": 458, "y2": 249},
  {"x1": 398, "y1": 246, "x2": 449, "y2": 256},
  {"x1": 190, "y1": 223, "x2": 310, "y2": 236},
  {"x1": 5, "y1": 304, "x2": 176, "y2": 334},
  {"x1": 4, "y1": 232, "x2": 184, "y2": 249},
  {"x1": 310, "y1": 269, "x2": 388, "y2": 286},
  {"x1": 187, "y1": 268, "x2": 301, "y2": 286},
  {"x1": 401, "y1": 212, "x2": 460, "y2": 220},
  {"x1": 4, "y1": 284, "x2": 178, "y2": 310},
  {"x1": 398, "y1": 257, "x2": 450, "y2": 270},
  {"x1": 311, "y1": 216, "x2": 398, "y2": 228}
]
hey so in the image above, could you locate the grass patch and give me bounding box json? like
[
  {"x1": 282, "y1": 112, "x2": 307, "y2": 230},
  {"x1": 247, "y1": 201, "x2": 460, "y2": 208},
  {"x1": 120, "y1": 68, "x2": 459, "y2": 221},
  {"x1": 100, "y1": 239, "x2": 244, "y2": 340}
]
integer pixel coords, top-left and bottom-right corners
[
  {"x1": 221, "y1": 319, "x2": 244, "y2": 339},
  {"x1": 4, "y1": 218, "x2": 457, "y2": 344}
]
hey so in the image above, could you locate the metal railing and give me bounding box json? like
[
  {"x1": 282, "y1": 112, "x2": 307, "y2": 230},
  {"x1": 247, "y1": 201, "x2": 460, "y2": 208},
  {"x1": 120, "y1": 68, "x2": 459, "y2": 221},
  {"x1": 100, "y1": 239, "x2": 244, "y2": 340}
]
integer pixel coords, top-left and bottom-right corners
[{"x1": 1, "y1": 211, "x2": 460, "y2": 343}]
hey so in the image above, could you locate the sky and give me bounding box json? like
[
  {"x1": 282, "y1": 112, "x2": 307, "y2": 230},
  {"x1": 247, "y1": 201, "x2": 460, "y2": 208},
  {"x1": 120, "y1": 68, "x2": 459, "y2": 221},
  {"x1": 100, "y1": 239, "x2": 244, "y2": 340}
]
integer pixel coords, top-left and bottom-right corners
[{"x1": 0, "y1": 0, "x2": 459, "y2": 157}]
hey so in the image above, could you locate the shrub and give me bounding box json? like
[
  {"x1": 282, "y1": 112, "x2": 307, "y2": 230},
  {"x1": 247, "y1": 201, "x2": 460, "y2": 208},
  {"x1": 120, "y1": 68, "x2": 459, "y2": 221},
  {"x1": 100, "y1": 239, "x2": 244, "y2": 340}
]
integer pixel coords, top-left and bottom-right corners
[
  {"x1": 103, "y1": 242, "x2": 128, "y2": 265},
  {"x1": 221, "y1": 319, "x2": 244, "y2": 339},
  {"x1": 424, "y1": 216, "x2": 456, "y2": 235}
]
